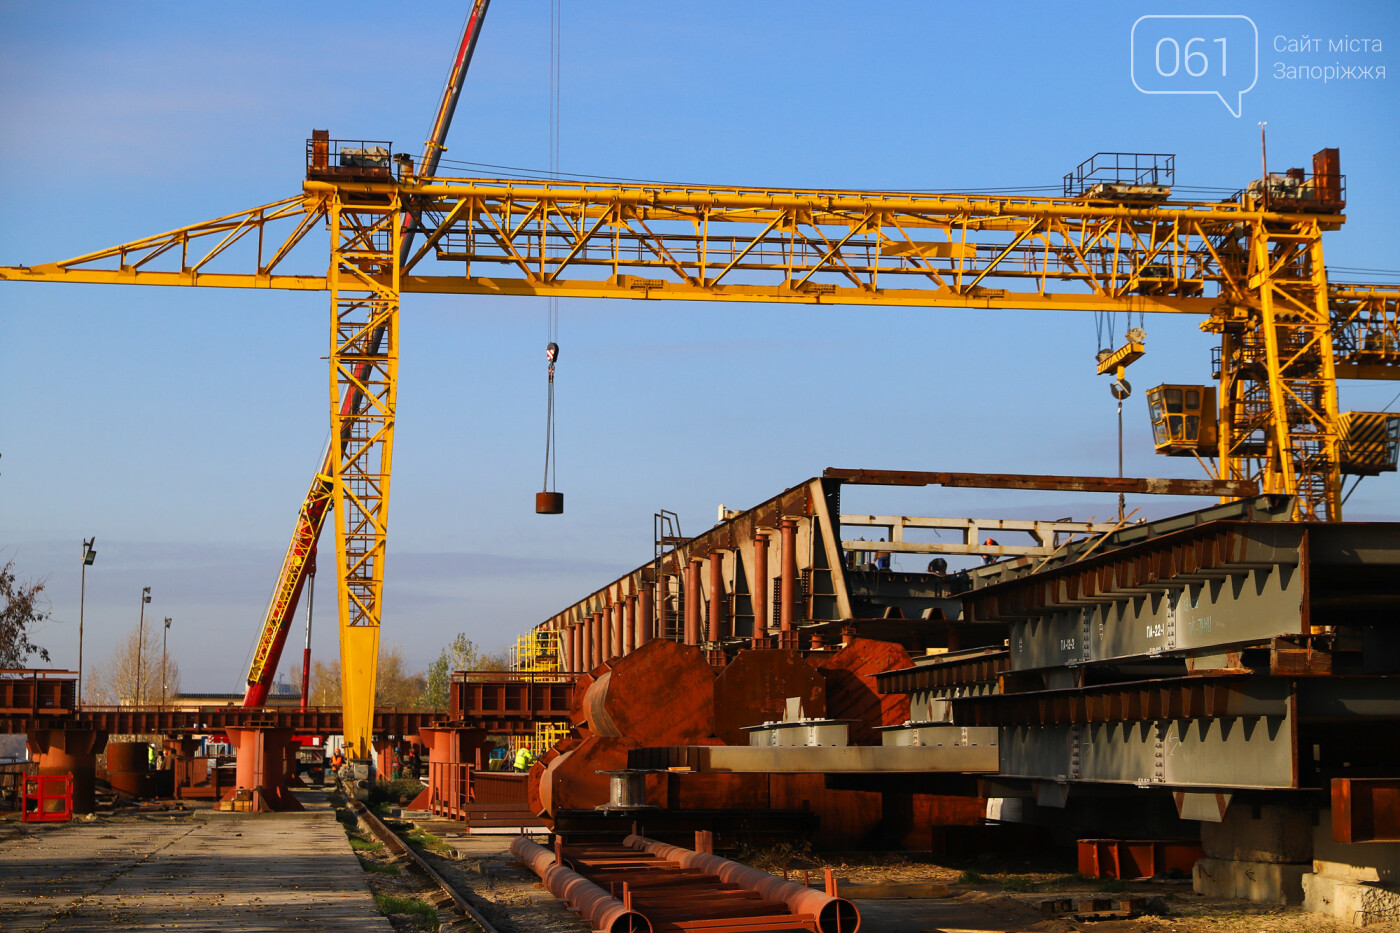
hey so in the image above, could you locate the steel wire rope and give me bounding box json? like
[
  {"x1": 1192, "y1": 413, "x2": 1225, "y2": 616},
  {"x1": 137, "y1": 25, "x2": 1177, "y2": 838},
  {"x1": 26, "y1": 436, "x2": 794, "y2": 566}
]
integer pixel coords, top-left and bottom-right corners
[{"x1": 541, "y1": 0, "x2": 562, "y2": 496}]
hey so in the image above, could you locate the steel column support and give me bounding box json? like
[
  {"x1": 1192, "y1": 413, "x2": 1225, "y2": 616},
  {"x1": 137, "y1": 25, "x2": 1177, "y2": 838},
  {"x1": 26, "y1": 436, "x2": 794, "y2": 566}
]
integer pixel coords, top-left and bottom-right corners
[
  {"x1": 623, "y1": 595, "x2": 636, "y2": 655},
  {"x1": 638, "y1": 585, "x2": 653, "y2": 648},
  {"x1": 592, "y1": 611, "x2": 604, "y2": 669},
  {"x1": 685, "y1": 558, "x2": 703, "y2": 646},
  {"x1": 753, "y1": 532, "x2": 769, "y2": 647},
  {"x1": 708, "y1": 552, "x2": 724, "y2": 644},
  {"x1": 780, "y1": 519, "x2": 797, "y2": 637},
  {"x1": 611, "y1": 601, "x2": 623, "y2": 660}
]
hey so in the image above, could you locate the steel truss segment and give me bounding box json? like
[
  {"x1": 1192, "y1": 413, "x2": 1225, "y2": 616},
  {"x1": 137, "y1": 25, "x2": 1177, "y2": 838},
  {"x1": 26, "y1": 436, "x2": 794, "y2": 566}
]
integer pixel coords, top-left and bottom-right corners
[
  {"x1": 0, "y1": 196, "x2": 326, "y2": 289},
  {"x1": 1330, "y1": 283, "x2": 1400, "y2": 378},
  {"x1": 328, "y1": 194, "x2": 400, "y2": 759}
]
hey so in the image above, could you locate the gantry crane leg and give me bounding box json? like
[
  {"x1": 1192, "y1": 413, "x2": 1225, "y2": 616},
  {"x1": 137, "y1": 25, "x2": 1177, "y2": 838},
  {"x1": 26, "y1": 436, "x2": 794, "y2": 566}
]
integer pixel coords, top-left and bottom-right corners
[
  {"x1": 1243, "y1": 218, "x2": 1342, "y2": 521},
  {"x1": 327, "y1": 192, "x2": 401, "y2": 761}
]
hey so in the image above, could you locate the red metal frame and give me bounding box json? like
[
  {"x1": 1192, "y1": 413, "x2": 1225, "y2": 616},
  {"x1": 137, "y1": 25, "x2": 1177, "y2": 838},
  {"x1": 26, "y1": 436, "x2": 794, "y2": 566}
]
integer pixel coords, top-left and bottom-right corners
[
  {"x1": 1077, "y1": 838, "x2": 1202, "y2": 879},
  {"x1": 22, "y1": 773, "x2": 72, "y2": 822}
]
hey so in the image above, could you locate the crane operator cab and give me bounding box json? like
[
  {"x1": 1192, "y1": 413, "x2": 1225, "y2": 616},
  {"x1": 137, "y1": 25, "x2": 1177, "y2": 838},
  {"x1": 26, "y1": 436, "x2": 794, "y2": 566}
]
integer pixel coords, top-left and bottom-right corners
[
  {"x1": 1146, "y1": 384, "x2": 1218, "y2": 457},
  {"x1": 1147, "y1": 383, "x2": 1400, "y2": 475}
]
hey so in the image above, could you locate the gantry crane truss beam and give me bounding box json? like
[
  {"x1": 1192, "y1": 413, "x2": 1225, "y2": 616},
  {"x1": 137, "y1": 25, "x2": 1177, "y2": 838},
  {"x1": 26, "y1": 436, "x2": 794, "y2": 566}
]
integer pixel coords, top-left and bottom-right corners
[
  {"x1": 6, "y1": 172, "x2": 1398, "y2": 751},
  {"x1": 9, "y1": 180, "x2": 1393, "y2": 330}
]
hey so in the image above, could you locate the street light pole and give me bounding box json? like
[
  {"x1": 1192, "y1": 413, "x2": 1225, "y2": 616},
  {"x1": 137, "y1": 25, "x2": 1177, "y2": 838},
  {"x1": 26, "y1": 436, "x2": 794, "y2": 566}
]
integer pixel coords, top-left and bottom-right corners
[
  {"x1": 161, "y1": 617, "x2": 172, "y2": 710},
  {"x1": 79, "y1": 538, "x2": 96, "y2": 709},
  {"x1": 135, "y1": 586, "x2": 151, "y2": 705}
]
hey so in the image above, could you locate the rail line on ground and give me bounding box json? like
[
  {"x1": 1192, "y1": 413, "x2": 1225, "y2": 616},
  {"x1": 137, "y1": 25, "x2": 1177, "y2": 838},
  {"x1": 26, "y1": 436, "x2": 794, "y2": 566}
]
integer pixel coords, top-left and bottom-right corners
[{"x1": 349, "y1": 795, "x2": 503, "y2": 933}]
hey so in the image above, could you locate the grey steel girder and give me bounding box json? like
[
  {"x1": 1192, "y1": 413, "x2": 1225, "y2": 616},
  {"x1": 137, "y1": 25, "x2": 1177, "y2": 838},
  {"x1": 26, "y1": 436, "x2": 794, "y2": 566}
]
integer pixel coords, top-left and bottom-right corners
[
  {"x1": 999, "y1": 696, "x2": 1297, "y2": 790},
  {"x1": 1009, "y1": 564, "x2": 1304, "y2": 671},
  {"x1": 631, "y1": 743, "x2": 1000, "y2": 773}
]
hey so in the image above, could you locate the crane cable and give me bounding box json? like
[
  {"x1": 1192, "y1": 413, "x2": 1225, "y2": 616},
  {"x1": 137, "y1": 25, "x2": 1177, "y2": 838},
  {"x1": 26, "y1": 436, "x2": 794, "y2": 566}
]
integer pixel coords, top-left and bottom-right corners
[{"x1": 542, "y1": 0, "x2": 562, "y2": 495}]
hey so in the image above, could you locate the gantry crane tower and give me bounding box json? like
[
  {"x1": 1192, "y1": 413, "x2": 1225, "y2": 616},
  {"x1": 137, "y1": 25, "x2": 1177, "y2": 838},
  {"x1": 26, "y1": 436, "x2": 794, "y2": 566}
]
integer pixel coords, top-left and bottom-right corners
[{"x1": 4, "y1": 38, "x2": 1398, "y2": 761}]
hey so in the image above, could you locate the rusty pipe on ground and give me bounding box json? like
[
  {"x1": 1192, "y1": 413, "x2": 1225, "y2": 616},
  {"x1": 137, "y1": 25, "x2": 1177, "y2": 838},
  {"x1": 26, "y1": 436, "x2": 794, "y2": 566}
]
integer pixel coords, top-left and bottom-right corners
[
  {"x1": 511, "y1": 836, "x2": 651, "y2": 933},
  {"x1": 622, "y1": 834, "x2": 859, "y2": 933}
]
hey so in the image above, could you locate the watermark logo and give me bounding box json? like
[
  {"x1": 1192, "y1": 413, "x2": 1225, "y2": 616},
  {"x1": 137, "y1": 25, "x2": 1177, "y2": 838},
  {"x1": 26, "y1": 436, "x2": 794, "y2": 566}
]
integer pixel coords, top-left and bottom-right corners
[{"x1": 1131, "y1": 15, "x2": 1259, "y2": 117}]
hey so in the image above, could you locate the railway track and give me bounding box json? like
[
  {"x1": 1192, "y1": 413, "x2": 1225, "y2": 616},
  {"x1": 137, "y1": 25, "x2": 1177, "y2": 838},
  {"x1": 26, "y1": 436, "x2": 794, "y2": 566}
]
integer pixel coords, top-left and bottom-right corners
[{"x1": 348, "y1": 796, "x2": 504, "y2": 933}]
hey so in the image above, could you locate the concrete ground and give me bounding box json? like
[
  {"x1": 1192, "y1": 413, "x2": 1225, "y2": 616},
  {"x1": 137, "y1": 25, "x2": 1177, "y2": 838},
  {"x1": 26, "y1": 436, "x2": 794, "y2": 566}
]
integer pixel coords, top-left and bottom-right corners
[{"x1": 0, "y1": 792, "x2": 392, "y2": 933}]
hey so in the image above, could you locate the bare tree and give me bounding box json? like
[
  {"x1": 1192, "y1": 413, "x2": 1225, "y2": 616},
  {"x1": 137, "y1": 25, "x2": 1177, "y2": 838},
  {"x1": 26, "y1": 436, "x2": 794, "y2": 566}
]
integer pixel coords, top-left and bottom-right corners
[
  {"x1": 88, "y1": 624, "x2": 181, "y2": 706},
  {"x1": 301, "y1": 658, "x2": 340, "y2": 706},
  {"x1": 376, "y1": 643, "x2": 426, "y2": 707},
  {"x1": 418, "y1": 634, "x2": 508, "y2": 709},
  {"x1": 290, "y1": 646, "x2": 427, "y2": 708},
  {"x1": 0, "y1": 559, "x2": 52, "y2": 668}
]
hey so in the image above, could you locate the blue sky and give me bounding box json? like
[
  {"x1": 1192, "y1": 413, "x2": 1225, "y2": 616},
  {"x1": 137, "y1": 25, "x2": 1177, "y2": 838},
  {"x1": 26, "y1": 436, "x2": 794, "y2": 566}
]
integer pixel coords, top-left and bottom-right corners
[{"x1": 3, "y1": 1, "x2": 1398, "y2": 691}]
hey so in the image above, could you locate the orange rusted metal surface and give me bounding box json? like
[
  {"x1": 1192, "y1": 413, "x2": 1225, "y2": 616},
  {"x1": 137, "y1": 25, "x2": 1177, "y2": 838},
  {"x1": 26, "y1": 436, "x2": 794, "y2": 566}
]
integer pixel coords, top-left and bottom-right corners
[
  {"x1": 538, "y1": 734, "x2": 636, "y2": 815},
  {"x1": 815, "y1": 638, "x2": 912, "y2": 746},
  {"x1": 582, "y1": 640, "x2": 715, "y2": 747},
  {"x1": 0, "y1": 670, "x2": 76, "y2": 715},
  {"x1": 1077, "y1": 838, "x2": 1204, "y2": 879},
  {"x1": 25, "y1": 726, "x2": 105, "y2": 813},
  {"x1": 1332, "y1": 778, "x2": 1400, "y2": 843},
  {"x1": 713, "y1": 649, "x2": 826, "y2": 746}
]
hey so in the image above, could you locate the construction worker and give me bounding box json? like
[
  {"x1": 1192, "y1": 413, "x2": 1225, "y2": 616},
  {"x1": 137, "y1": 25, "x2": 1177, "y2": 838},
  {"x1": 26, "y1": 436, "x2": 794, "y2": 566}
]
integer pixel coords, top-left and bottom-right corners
[
  {"x1": 407, "y1": 748, "x2": 422, "y2": 781},
  {"x1": 982, "y1": 538, "x2": 999, "y2": 565},
  {"x1": 330, "y1": 747, "x2": 345, "y2": 775},
  {"x1": 513, "y1": 745, "x2": 536, "y2": 773}
]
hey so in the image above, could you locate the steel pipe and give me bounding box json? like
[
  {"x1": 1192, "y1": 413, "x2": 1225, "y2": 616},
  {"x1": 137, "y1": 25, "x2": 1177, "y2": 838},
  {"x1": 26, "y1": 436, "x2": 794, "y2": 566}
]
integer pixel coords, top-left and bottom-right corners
[
  {"x1": 623, "y1": 834, "x2": 858, "y2": 933},
  {"x1": 638, "y1": 585, "x2": 653, "y2": 647},
  {"x1": 623, "y1": 595, "x2": 636, "y2": 656},
  {"x1": 708, "y1": 552, "x2": 724, "y2": 644},
  {"x1": 780, "y1": 519, "x2": 797, "y2": 636},
  {"x1": 685, "y1": 559, "x2": 703, "y2": 646},
  {"x1": 753, "y1": 532, "x2": 769, "y2": 646},
  {"x1": 511, "y1": 836, "x2": 651, "y2": 933},
  {"x1": 593, "y1": 610, "x2": 605, "y2": 667},
  {"x1": 612, "y1": 600, "x2": 624, "y2": 659}
]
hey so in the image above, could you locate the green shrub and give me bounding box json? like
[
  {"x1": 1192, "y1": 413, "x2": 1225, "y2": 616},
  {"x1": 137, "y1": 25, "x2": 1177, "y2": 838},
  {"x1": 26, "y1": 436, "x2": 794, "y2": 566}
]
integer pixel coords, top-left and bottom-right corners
[
  {"x1": 958, "y1": 869, "x2": 986, "y2": 884},
  {"x1": 357, "y1": 857, "x2": 400, "y2": 875},
  {"x1": 374, "y1": 894, "x2": 439, "y2": 930},
  {"x1": 369, "y1": 778, "x2": 425, "y2": 804}
]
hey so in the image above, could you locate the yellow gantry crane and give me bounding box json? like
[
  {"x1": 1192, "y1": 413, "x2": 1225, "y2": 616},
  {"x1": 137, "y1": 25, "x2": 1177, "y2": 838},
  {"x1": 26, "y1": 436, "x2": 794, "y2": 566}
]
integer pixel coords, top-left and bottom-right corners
[{"x1": 4, "y1": 140, "x2": 1398, "y2": 759}]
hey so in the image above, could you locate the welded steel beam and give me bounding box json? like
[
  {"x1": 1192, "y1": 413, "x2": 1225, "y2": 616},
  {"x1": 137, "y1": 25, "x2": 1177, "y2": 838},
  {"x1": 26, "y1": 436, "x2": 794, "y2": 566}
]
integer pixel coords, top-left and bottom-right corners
[
  {"x1": 0, "y1": 706, "x2": 449, "y2": 736},
  {"x1": 966, "y1": 521, "x2": 1311, "y2": 669},
  {"x1": 824, "y1": 468, "x2": 1259, "y2": 498},
  {"x1": 628, "y1": 743, "x2": 998, "y2": 773},
  {"x1": 999, "y1": 708, "x2": 1297, "y2": 791}
]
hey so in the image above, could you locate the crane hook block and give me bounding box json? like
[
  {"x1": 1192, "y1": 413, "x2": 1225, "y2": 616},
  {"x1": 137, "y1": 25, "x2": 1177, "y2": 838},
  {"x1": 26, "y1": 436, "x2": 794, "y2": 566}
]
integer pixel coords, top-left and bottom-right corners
[
  {"x1": 546, "y1": 341, "x2": 559, "y2": 365},
  {"x1": 536, "y1": 491, "x2": 564, "y2": 514}
]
